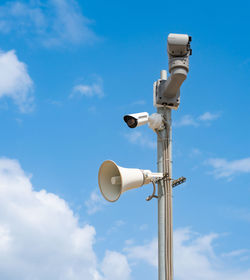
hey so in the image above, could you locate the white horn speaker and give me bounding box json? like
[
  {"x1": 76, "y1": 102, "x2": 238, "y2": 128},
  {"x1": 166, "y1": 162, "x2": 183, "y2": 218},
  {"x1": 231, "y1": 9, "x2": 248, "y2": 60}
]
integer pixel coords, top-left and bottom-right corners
[{"x1": 98, "y1": 160, "x2": 163, "y2": 202}]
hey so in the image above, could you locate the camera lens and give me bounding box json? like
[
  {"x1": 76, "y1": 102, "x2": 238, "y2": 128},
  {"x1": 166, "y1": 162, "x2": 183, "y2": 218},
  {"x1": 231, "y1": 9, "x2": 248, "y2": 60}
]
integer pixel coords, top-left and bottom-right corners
[
  {"x1": 124, "y1": 115, "x2": 138, "y2": 128},
  {"x1": 127, "y1": 118, "x2": 137, "y2": 128}
]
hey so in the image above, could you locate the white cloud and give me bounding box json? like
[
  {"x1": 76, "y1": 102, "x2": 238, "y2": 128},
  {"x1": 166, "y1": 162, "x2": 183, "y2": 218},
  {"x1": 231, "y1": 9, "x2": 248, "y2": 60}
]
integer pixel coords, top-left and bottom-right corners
[
  {"x1": 125, "y1": 238, "x2": 158, "y2": 267},
  {"x1": 0, "y1": 0, "x2": 97, "y2": 47},
  {"x1": 0, "y1": 157, "x2": 131, "y2": 280},
  {"x1": 189, "y1": 148, "x2": 202, "y2": 157},
  {"x1": 198, "y1": 112, "x2": 220, "y2": 121},
  {"x1": 206, "y1": 157, "x2": 250, "y2": 178},
  {"x1": 0, "y1": 50, "x2": 34, "y2": 112},
  {"x1": 71, "y1": 77, "x2": 104, "y2": 98},
  {"x1": 124, "y1": 131, "x2": 156, "y2": 149},
  {"x1": 174, "y1": 112, "x2": 220, "y2": 127},
  {"x1": 125, "y1": 228, "x2": 250, "y2": 280},
  {"x1": 174, "y1": 115, "x2": 198, "y2": 127},
  {"x1": 101, "y1": 251, "x2": 131, "y2": 280},
  {"x1": 222, "y1": 249, "x2": 249, "y2": 258},
  {"x1": 174, "y1": 228, "x2": 219, "y2": 280},
  {"x1": 125, "y1": 239, "x2": 134, "y2": 246},
  {"x1": 1, "y1": 156, "x2": 250, "y2": 280},
  {"x1": 85, "y1": 189, "x2": 107, "y2": 215}
]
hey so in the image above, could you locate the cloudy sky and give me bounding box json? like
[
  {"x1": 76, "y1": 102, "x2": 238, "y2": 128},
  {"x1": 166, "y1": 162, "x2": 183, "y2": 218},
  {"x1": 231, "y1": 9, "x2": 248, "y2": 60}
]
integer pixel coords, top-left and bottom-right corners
[{"x1": 0, "y1": 0, "x2": 249, "y2": 279}]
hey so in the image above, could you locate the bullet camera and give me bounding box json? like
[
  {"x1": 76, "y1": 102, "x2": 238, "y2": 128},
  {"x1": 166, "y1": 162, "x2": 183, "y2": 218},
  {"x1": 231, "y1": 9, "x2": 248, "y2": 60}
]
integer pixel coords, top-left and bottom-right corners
[
  {"x1": 124, "y1": 112, "x2": 164, "y2": 130},
  {"x1": 123, "y1": 112, "x2": 149, "y2": 128},
  {"x1": 154, "y1": 33, "x2": 192, "y2": 109}
]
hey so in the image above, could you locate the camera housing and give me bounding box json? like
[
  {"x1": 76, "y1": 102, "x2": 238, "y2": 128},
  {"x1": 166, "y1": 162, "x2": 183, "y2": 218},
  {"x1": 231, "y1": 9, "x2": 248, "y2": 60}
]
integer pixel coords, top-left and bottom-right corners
[
  {"x1": 124, "y1": 112, "x2": 164, "y2": 130},
  {"x1": 123, "y1": 112, "x2": 149, "y2": 128},
  {"x1": 167, "y1": 33, "x2": 191, "y2": 57},
  {"x1": 154, "y1": 33, "x2": 192, "y2": 109}
]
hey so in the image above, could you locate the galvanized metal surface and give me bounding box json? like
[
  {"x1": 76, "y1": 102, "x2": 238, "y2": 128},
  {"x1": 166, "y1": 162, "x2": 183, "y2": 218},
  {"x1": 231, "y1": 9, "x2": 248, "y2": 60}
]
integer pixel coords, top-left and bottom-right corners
[{"x1": 157, "y1": 106, "x2": 173, "y2": 280}]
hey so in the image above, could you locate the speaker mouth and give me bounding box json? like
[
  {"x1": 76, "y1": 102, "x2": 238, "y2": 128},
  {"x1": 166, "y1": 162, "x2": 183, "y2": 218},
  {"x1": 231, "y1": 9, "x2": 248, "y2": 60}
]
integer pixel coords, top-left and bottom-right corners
[{"x1": 98, "y1": 160, "x2": 122, "y2": 202}]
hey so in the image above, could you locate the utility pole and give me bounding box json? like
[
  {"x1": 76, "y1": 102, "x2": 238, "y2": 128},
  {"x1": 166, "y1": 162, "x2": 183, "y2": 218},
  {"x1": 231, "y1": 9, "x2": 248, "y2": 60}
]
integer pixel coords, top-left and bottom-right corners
[
  {"x1": 154, "y1": 32, "x2": 192, "y2": 278},
  {"x1": 98, "y1": 33, "x2": 191, "y2": 280},
  {"x1": 157, "y1": 71, "x2": 173, "y2": 280}
]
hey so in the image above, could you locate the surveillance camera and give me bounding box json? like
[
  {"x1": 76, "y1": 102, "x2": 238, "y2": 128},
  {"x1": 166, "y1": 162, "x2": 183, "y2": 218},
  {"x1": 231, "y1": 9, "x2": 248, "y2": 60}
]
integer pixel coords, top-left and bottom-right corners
[
  {"x1": 124, "y1": 112, "x2": 164, "y2": 130},
  {"x1": 154, "y1": 33, "x2": 192, "y2": 109},
  {"x1": 123, "y1": 112, "x2": 149, "y2": 128},
  {"x1": 167, "y1": 33, "x2": 191, "y2": 76},
  {"x1": 167, "y1": 33, "x2": 192, "y2": 57}
]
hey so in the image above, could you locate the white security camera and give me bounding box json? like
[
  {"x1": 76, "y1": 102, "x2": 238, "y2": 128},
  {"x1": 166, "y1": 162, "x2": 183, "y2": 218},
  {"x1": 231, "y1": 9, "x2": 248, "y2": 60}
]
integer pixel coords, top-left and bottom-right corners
[
  {"x1": 167, "y1": 33, "x2": 191, "y2": 57},
  {"x1": 154, "y1": 33, "x2": 192, "y2": 109},
  {"x1": 124, "y1": 112, "x2": 164, "y2": 130},
  {"x1": 123, "y1": 112, "x2": 149, "y2": 128}
]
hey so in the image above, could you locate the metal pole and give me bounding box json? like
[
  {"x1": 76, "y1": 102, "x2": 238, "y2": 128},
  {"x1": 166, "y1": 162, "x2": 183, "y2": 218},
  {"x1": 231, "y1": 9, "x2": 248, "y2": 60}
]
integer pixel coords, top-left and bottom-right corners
[{"x1": 157, "y1": 72, "x2": 173, "y2": 280}]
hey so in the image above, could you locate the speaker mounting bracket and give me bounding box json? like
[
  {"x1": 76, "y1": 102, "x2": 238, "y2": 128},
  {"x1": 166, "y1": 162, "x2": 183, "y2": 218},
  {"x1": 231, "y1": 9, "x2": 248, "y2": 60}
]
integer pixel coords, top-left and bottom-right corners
[{"x1": 146, "y1": 181, "x2": 158, "y2": 201}]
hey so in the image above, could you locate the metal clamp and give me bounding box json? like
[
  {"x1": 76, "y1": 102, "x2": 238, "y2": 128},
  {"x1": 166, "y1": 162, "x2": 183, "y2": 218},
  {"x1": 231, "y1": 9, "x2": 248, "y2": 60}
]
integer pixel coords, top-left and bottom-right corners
[
  {"x1": 146, "y1": 174, "x2": 169, "y2": 201},
  {"x1": 146, "y1": 175, "x2": 186, "y2": 201}
]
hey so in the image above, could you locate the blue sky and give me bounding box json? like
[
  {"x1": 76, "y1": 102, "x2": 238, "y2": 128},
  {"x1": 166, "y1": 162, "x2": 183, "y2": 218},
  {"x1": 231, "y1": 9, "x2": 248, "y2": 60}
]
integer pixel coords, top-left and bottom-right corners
[{"x1": 0, "y1": 0, "x2": 249, "y2": 279}]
